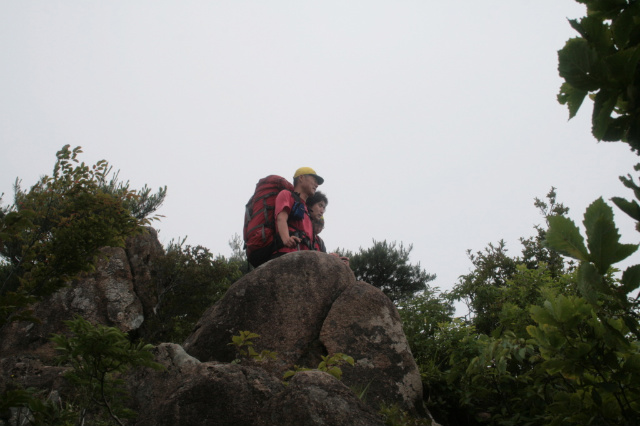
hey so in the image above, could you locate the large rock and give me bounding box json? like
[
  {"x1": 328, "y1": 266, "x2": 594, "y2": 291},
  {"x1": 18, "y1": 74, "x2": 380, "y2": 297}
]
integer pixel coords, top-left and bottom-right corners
[
  {"x1": 268, "y1": 371, "x2": 385, "y2": 426},
  {"x1": 125, "y1": 227, "x2": 164, "y2": 320},
  {"x1": 127, "y1": 343, "x2": 384, "y2": 426},
  {"x1": 0, "y1": 355, "x2": 69, "y2": 395},
  {"x1": 1, "y1": 240, "x2": 430, "y2": 424},
  {"x1": 0, "y1": 245, "x2": 144, "y2": 359},
  {"x1": 183, "y1": 251, "x2": 355, "y2": 368},
  {"x1": 129, "y1": 347, "x2": 278, "y2": 426},
  {"x1": 183, "y1": 251, "x2": 424, "y2": 414},
  {"x1": 321, "y1": 281, "x2": 424, "y2": 415},
  {"x1": 0, "y1": 229, "x2": 163, "y2": 359}
]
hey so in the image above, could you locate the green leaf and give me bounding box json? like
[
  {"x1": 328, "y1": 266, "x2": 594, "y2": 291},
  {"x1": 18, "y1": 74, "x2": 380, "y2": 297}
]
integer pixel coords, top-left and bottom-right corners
[
  {"x1": 545, "y1": 215, "x2": 589, "y2": 261},
  {"x1": 558, "y1": 37, "x2": 601, "y2": 91},
  {"x1": 621, "y1": 264, "x2": 640, "y2": 293},
  {"x1": 578, "y1": 262, "x2": 605, "y2": 304},
  {"x1": 569, "y1": 16, "x2": 611, "y2": 52},
  {"x1": 558, "y1": 82, "x2": 589, "y2": 119},
  {"x1": 592, "y1": 89, "x2": 621, "y2": 141},
  {"x1": 623, "y1": 354, "x2": 640, "y2": 373},
  {"x1": 609, "y1": 242, "x2": 636, "y2": 265},
  {"x1": 554, "y1": 295, "x2": 576, "y2": 323},
  {"x1": 591, "y1": 388, "x2": 603, "y2": 406},
  {"x1": 585, "y1": 0, "x2": 630, "y2": 19},
  {"x1": 583, "y1": 198, "x2": 638, "y2": 272},
  {"x1": 496, "y1": 357, "x2": 507, "y2": 374},
  {"x1": 606, "y1": 46, "x2": 640, "y2": 84},
  {"x1": 611, "y1": 196, "x2": 640, "y2": 222},
  {"x1": 543, "y1": 359, "x2": 568, "y2": 374},
  {"x1": 618, "y1": 170, "x2": 640, "y2": 203},
  {"x1": 601, "y1": 115, "x2": 630, "y2": 141},
  {"x1": 612, "y1": 3, "x2": 640, "y2": 48},
  {"x1": 629, "y1": 121, "x2": 640, "y2": 152},
  {"x1": 326, "y1": 366, "x2": 343, "y2": 380},
  {"x1": 622, "y1": 316, "x2": 640, "y2": 338}
]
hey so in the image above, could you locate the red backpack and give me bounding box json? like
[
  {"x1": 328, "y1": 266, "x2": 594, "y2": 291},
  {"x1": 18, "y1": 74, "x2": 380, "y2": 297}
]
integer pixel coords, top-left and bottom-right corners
[{"x1": 243, "y1": 175, "x2": 294, "y2": 267}]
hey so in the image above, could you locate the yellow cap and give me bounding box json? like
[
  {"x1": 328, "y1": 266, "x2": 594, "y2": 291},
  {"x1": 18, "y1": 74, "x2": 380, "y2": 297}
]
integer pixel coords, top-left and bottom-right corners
[{"x1": 293, "y1": 167, "x2": 324, "y2": 185}]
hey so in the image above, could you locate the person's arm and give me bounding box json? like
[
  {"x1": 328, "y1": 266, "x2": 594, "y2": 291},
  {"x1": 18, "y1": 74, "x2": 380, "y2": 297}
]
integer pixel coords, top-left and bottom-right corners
[
  {"x1": 276, "y1": 211, "x2": 301, "y2": 248},
  {"x1": 328, "y1": 252, "x2": 350, "y2": 266}
]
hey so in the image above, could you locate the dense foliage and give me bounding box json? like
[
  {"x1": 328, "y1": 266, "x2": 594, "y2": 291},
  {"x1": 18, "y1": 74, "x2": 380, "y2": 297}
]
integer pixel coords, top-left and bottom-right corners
[
  {"x1": 397, "y1": 182, "x2": 640, "y2": 426},
  {"x1": 397, "y1": 188, "x2": 578, "y2": 425},
  {"x1": 557, "y1": 0, "x2": 640, "y2": 150},
  {"x1": 98, "y1": 169, "x2": 167, "y2": 221},
  {"x1": 396, "y1": 2, "x2": 640, "y2": 425},
  {"x1": 549, "y1": 2, "x2": 640, "y2": 421},
  {"x1": 0, "y1": 145, "x2": 163, "y2": 328},
  {"x1": 0, "y1": 145, "x2": 167, "y2": 425},
  {"x1": 140, "y1": 237, "x2": 243, "y2": 343},
  {"x1": 338, "y1": 240, "x2": 436, "y2": 303},
  {"x1": 50, "y1": 316, "x2": 164, "y2": 426},
  {"x1": 450, "y1": 188, "x2": 571, "y2": 337},
  {"x1": 1, "y1": 316, "x2": 164, "y2": 426}
]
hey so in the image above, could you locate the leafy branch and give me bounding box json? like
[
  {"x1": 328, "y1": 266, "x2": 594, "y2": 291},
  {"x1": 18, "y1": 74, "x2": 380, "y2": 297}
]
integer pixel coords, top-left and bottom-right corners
[{"x1": 51, "y1": 315, "x2": 164, "y2": 426}]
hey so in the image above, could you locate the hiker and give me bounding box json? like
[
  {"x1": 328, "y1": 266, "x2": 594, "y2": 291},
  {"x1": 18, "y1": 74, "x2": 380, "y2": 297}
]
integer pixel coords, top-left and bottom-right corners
[
  {"x1": 271, "y1": 167, "x2": 323, "y2": 259},
  {"x1": 307, "y1": 191, "x2": 349, "y2": 266},
  {"x1": 307, "y1": 190, "x2": 328, "y2": 223},
  {"x1": 312, "y1": 216, "x2": 327, "y2": 252}
]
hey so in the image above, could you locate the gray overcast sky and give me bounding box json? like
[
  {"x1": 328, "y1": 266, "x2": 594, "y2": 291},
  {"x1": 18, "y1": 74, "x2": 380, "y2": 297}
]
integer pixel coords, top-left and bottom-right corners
[{"x1": 2, "y1": 1, "x2": 639, "y2": 310}]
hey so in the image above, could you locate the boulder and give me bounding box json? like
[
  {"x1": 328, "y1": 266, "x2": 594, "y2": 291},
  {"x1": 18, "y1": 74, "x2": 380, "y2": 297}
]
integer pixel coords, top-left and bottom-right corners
[
  {"x1": 0, "y1": 245, "x2": 144, "y2": 359},
  {"x1": 268, "y1": 370, "x2": 385, "y2": 426},
  {"x1": 1, "y1": 238, "x2": 430, "y2": 424},
  {"x1": 183, "y1": 251, "x2": 424, "y2": 414},
  {"x1": 125, "y1": 227, "x2": 164, "y2": 319},
  {"x1": 127, "y1": 344, "x2": 383, "y2": 426},
  {"x1": 321, "y1": 281, "x2": 424, "y2": 415},
  {"x1": 0, "y1": 355, "x2": 69, "y2": 395},
  {"x1": 128, "y1": 343, "x2": 281, "y2": 426},
  {"x1": 183, "y1": 251, "x2": 355, "y2": 369}
]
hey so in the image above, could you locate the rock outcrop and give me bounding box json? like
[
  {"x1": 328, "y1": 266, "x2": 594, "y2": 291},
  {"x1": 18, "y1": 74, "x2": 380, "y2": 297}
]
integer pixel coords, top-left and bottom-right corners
[
  {"x1": 1, "y1": 231, "x2": 430, "y2": 425},
  {"x1": 321, "y1": 280, "x2": 425, "y2": 415},
  {"x1": 1, "y1": 251, "x2": 139, "y2": 361},
  {"x1": 268, "y1": 370, "x2": 385, "y2": 426},
  {"x1": 0, "y1": 228, "x2": 161, "y2": 361},
  {"x1": 125, "y1": 227, "x2": 164, "y2": 321},
  {"x1": 184, "y1": 250, "x2": 425, "y2": 415},
  {"x1": 127, "y1": 343, "x2": 385, "y2": 426},
  {"x1": 183, "y1": 251, "x2": 354, "y2": 368}
]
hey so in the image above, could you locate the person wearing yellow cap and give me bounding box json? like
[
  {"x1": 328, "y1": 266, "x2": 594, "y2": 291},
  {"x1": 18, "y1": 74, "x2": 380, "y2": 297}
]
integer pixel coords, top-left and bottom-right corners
[{"x1": 271, "y1": 167, "x2": 323, "y2": 259}]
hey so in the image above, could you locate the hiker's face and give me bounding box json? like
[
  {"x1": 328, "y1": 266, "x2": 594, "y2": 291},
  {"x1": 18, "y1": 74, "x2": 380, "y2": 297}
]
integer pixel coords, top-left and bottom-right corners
[
  {"x1": 309, "y1": 201, "x2": 326, "y2": 221},
  {"x1": 301, "y1": 175, "x2": 319, "y2": 195}
]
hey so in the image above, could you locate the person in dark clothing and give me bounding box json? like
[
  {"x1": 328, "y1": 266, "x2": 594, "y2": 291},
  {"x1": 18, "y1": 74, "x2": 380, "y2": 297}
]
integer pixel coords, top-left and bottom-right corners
[
  {"x1": 307, "y1": 190, "x2": 328, "y2": 223},
  {"x1": 312, "y1": 216, "x2": 327, "y2": 253},
  {"x1": 307, "y1": 191, "x2": 349, "y2": 266}
]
